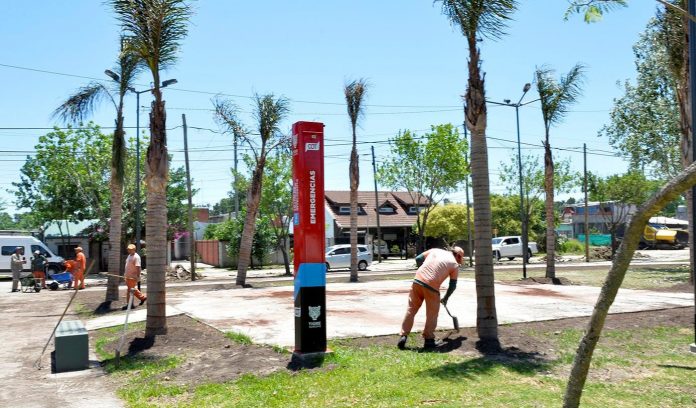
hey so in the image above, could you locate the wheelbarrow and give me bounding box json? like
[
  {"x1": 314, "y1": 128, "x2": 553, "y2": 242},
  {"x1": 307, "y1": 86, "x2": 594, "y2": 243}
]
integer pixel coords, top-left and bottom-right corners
[
  {"x1": 19, "y1": 272, "x2": 42, "y2": 293},
  {"x1": 48, "y1": 272, "x2": 73, "y2": 291}
]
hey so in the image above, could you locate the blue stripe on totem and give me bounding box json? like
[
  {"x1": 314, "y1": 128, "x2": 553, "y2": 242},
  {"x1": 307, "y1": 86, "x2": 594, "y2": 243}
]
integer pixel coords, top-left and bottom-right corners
[{"x1": 294, "y1": 263, "x2": 326, "y2": 300}]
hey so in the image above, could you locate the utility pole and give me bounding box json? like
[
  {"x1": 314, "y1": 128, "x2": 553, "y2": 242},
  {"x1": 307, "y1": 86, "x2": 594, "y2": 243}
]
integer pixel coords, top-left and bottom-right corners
[
  {"x1": 463, "y1": 124, "x2": 473, "y2": 267},
  {"x1": 182, "y1": 114, "x2": 196, "y2": 281},
  {"x1": 371, "y1": 146, "x2": 382, "y2": 262},
  {"x1": 584, "y1": 143, "x2": 589, "y2": 263}
]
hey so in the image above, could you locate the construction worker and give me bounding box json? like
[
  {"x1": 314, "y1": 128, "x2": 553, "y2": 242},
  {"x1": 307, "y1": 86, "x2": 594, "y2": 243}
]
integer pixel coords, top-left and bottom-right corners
[
  {"x1": 31, "y1": 250, "x2": 47, "y2": 289},
  {"x1": 72, "y1": 246, "x2": 86, "y2": 290},
  {"x1": 124, "y1": 243, "x2": 146, "y2": 308},
  {"x1": 398, "y1": 246, "x2": 464, "y2": 350},
  {"x1": 10, "y1": 247, "x2": 25, "y2": 292}
]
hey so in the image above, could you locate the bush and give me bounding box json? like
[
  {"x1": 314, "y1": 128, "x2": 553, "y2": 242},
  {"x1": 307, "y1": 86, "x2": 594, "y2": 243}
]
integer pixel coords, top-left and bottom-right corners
[{"x1": 558, "y1": 238, "x2": 585, "y2": 254}]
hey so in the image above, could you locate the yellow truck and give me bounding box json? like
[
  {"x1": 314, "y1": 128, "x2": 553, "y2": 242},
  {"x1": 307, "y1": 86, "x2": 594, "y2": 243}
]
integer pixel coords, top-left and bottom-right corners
[{"x1": 641, "y1": 224, "x2": 688, "y2": 249}]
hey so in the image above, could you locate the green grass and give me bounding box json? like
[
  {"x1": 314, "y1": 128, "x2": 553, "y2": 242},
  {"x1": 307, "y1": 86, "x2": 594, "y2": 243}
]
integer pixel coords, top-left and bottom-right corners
[
  {"x1": 105, "y1": 324, "x2": 696, "y2": 408},
  {"x1": 493, "y1": 265, "x2": 691, "y2": 290},
  {"x1": 225, "y1": 331, "x2": 253, "y2": 345}
]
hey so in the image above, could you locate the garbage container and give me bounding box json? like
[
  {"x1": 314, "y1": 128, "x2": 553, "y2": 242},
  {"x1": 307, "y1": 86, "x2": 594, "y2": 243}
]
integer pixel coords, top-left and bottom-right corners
[{"x1": 55, "y1": 320, "x2": 88, "y2": 372}]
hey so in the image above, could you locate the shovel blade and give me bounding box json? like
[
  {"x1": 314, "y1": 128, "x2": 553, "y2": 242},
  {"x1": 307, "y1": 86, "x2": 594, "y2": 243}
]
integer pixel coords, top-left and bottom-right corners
[{"x1": 452, "y1": 316, "x2": 460, "y2": 332}]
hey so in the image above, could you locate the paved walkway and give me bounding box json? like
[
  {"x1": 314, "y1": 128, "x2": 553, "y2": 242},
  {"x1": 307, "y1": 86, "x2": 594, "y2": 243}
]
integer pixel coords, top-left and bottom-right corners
[
  {"x1": 86, "y1": 278, "x2": 693, "y2": 348},
  {"x1": 0, "y1": 282, "x2": 122, "y2": 408}
]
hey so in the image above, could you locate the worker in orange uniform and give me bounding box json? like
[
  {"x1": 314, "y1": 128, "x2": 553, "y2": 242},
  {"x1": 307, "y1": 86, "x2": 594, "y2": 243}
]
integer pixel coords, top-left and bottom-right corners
[
  {"x1": 72, "y1": 246, "x2": 87, "y2": 290},
  {"x1": 124, "y1": 243, "x2": 146, "y2": 309},
  {"x1": 398, "y1": 246, "x2": 464, "y2": 350}
]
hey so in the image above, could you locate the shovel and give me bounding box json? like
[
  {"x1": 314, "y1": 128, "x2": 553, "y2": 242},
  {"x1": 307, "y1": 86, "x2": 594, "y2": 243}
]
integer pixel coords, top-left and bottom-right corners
[{"x1": 442, "y1": 302, "x2": 460, "y2": 332}]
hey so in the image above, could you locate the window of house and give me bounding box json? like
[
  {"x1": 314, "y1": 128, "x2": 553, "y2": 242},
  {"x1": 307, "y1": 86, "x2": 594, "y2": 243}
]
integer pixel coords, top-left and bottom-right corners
[
  {"x1": 408, "y1": 206, "x2": 420, "y2": 214},
  {"x1": 339, "y1": 206, "x2": 351, "y2": 214},
  {"x1": 378, "y1": 206, "x2": 394, "y2": 214}
]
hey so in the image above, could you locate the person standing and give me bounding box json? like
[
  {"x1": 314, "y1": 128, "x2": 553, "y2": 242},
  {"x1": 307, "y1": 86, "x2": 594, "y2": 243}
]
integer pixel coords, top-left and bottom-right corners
[
  {"x1": 10, "y1": 247, "x2": 26, "y2": 292},
  {"x1": 124, "y1": 243, "x2": 146, "y2": 308},
  {"x1": 398, "y1": 246, "x2": 464, "y2": 349},
  {"x1": 31, "y1": 250, "x2": 48, "y2": 289},
  {"x1": 72, "y1": 246, "x2": 87, "y2": 290}
]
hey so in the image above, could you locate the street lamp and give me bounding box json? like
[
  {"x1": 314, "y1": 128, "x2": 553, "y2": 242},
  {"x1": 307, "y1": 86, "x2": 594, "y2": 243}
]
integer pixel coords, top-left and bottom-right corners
[
  {"x1": 489, "y1": 83, "x2": 537, "y2": 279},
  {"x1": 102, "y1": 74, "x2": 178, "y2": 254}
]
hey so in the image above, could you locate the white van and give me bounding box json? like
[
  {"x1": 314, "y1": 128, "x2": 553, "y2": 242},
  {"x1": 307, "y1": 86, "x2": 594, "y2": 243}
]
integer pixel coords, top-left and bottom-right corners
[{"x1": 0, "y1": 236, "x2": 65, "y2": 277}]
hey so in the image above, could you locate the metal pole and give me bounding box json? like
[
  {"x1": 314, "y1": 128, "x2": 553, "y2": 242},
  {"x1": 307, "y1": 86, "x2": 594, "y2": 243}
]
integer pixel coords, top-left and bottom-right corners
[
  {"x1": 182, "y1": 114, "x2": 196, "y2": 281},
  {"x1": 688, "y1": 0, "x2": 696, "y2": 352},
  {"x1": 463, "y1": 124, "x2": 473, "y2": 267},
  {"x1": 371, "y1": 146, "x2": 382, "y2": 262},
  {"x1": 584, "y1": 143, "x2": 590, "y2": 263},
  {"x1": 515, "y1": 104, "x2": 527, "y2": 279},
  {"x1": 134, "y1": 91, "x2": 141, "y2": 254}
]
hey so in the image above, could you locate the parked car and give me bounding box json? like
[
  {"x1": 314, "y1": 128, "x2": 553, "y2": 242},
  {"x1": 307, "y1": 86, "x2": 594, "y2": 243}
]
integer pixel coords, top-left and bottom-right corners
[
  {"x1": 325, "y1": 244, "x2": 372, "y2": 271},
  {"x1": 0, "y1": 235, "x2": 65, "y2": 277},
  {"x1": 372, "y1": 239, "x2": 389, "y2": 259},
  {"x1": 491, "y1": 236, "x2": 538, "y2": 261}
]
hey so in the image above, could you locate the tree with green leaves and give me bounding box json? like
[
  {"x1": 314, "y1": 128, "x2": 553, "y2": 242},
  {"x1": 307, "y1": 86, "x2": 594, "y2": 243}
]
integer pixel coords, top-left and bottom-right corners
[
  {"x1": 535, "y1": 63, "x2": 586, "y2": 279},
  {"x1": 259, "y1": 151, "x2": 293, "y2": 275},
  {"x1": 112, "y1": 0, "x2": 192, "y2": 336},
  {"x1": 344, "y1": 79, "x2": 368, "y2": 283},
  {"x1": 490, "y1": 194, "x2": 545, "y2": 242},
  {"x1": 422, "y1": 203, "x2": 472, "y2": 246},
  {"x1": 378, "y1": 124, "x2": 469, "y2": 251},
  {"x1": 214, "y1": 94, "x2": 290, "y2": 287},
  {"x1": 53, "y1": 37, "x2": 140, "y2": 303},
  {"x1": 435, "y1": 0, "x2": 517, "y2": 350}
]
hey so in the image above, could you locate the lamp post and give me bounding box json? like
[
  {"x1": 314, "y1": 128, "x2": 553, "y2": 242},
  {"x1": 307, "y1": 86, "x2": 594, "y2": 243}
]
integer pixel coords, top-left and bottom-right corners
[
  {"x1": 489, "y1": 83, "x2": 537, "y2": 279},
  {"x1": 124, "y1": 78, "x2": 178, "y2": 254}
]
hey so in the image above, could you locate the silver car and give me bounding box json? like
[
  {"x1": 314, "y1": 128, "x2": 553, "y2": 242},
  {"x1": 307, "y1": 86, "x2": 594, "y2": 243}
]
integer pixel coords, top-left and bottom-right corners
[{"x1": 325, "y1": 244, "x2": 372, "y2": 271}]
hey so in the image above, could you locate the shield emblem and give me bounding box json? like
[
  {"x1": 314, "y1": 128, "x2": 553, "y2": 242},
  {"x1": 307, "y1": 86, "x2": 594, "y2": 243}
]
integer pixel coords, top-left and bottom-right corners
[{"x1": 308, "y1": 306, "x2": 321, "y2": 321}]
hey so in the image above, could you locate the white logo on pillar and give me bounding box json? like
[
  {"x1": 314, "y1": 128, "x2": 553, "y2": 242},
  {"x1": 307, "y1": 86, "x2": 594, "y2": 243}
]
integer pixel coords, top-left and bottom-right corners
[
  {"x1": 305, "y1": 142, "x2": 320, "y2": 152},
  {"x1": 308, "y1": 306, "x2": 321, "y2": 321}
]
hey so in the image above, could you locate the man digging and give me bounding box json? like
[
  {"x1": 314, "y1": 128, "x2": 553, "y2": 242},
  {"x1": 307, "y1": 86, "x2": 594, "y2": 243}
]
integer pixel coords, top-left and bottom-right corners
[{"x1": 398, "y1": 246, "x2": 463, "y2": 350}]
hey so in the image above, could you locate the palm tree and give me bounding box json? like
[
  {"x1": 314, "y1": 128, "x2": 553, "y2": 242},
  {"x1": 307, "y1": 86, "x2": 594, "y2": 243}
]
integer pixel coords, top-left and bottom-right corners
[
  {"x1": 535, "y1": 64, "x2": 585, "y2": 280},
  {"x1": 112, "y1": 0, "x2": 192, "y2": 336},
  {"x1": 344, "y1": 79, "x2": 368, "y2": 283},
  {"x1": 53, "y1": 38, "x2": 140, "y2": 304},
  {"x1": 214, "y1": 95, "x2": 290, "y2": 286},
  {"x1": 437, "y1": 0, "x2": 517, "y2": 349}
]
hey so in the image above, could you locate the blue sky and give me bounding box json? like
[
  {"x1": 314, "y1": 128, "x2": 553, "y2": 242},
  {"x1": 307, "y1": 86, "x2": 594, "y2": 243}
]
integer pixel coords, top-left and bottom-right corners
[{"x1": 0, "y1": 1, "x2": 657, "y2": 213}]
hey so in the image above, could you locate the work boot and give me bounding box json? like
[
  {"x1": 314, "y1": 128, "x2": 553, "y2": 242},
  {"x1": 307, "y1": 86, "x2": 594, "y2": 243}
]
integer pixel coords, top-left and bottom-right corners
[
  {"x1": 139, "y1": 297, "x2": 147, "y2": 306},
  {"x1": 423, "y1": 338, "x2": 443, "y2": 349},
  {"x1": 397, "y1": 335, "x2": 407, "y2": 350}
]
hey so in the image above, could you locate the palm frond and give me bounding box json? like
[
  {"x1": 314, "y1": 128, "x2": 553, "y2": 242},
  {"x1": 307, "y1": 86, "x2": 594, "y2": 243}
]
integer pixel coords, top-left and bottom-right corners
[
  {"x1": 116, "y1": 35, "x2": 143, "y2": 97},
  {"x1": 254, "y1": 94, "x2": 290, "y2": 143},
  {"x1": 111, "y1": 0, "x2": 192, "y2": 74},
  {"x1": 436, "y1": 0, "x2": 517, "y2": 41},
  {"x1": 536, "y1": 63, "x2": 586, "y2": 129},
  {"x1": 52, "y1": 83, "x2": 113, "y2": 124},
  {"x1": 344, "y1": 79, "x2": 368, "y2": 130}
]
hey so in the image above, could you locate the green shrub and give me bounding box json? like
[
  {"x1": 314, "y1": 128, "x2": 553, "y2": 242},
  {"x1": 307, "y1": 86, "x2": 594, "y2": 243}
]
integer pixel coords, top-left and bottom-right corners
[{"x1": 558, "y1": 238, "x2": 584, "y2": 254}]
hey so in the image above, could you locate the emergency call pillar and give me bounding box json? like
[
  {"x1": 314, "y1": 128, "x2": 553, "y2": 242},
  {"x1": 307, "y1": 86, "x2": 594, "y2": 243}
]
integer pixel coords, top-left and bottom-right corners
[{"x1": 292, "y1": 121, "x2": 327, "y2": 354}]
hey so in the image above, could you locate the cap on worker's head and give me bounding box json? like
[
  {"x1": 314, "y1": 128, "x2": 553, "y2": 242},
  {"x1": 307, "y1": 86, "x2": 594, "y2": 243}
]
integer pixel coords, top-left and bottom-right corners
[
  {"x1": 452, "y1": 246, "x2": 464, "y2": 261},
  {"x1": 127, "y1": 244, "x2": 136, "y2": 250},
  {"x1": 34, "y1": 250, "x2": 40, "y2": 255},
  {"x1": 75, "y1": 246, "x2": 83, "y2": 252}
]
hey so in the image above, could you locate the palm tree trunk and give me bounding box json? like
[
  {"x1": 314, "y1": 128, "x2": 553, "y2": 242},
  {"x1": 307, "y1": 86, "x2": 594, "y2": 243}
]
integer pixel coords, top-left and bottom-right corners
[
  {"x1": 563, "y1": 160, "x2": 696, "y2": 408},
  {"x1": 105, "y1": 177, "x2": 124, "y2": 301},
  {"x1": 145, "y1": 98, "x2": 169, "y2": 337},
  {"x1": 349, "y1": 145, "x2": 359, "y2": 282},
  {"x1": 544, "y1": 139, "x2": 556, "y2": 279},
  {"x1": 236, "y1": 163, "x2": 264, "y2": 286},
  {"x1": 466, "y1": 38, "x2": 499, "y2": 349}
]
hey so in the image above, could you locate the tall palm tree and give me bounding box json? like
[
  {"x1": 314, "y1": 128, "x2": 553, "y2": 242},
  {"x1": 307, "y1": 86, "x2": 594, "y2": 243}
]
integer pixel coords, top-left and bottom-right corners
[
  {"x1": 535, "y1": 64, "x2": 585, "y2": 280},
  {"x1": 53, "y1": 38, "x2": 140, "y2": 304},
  {"x1": 344, "y1": 79, "x2": 368, "y2": 283},
  {"x1": 214, "y1": 95, "x2": 290, "y2": 286},
  {"x1": 112, "y1": 0, "x2": 192, "y2": 336},
  {"x1": 437, "y1": 0, "x2": 517, "y2": 349}
]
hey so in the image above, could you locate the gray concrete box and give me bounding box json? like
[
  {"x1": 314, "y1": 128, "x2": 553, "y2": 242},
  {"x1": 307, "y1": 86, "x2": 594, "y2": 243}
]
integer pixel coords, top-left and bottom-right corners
[{"x1": 55, "y1": 320, "x2": 88, "y2": 372}]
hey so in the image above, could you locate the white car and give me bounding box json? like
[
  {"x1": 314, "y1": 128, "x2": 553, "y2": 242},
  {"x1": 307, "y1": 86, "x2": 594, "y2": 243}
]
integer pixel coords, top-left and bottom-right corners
[
  {"x1": 491, "y1": 236, "x2": 538, "y2": 261},
  {"x1": 325, "y1": 244, "x2": 372, "y2": 271}
]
